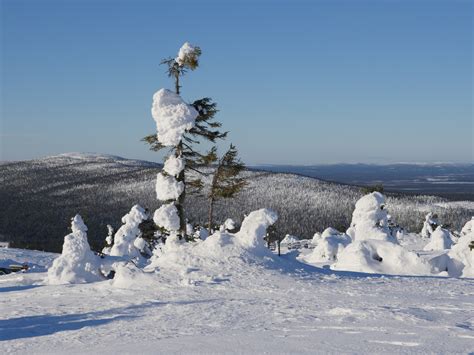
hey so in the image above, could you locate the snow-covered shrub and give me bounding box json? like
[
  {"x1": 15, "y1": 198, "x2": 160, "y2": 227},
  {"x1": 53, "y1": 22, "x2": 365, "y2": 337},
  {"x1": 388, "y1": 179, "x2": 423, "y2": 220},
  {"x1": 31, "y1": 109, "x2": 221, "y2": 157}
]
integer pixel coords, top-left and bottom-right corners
[
  {"x1": 421, "y1": 212, "x2": 439, "y2": 238},
  {"x1": 47, "y1": 215, "x2": 102, "y2": 284},
  {"x1": 332, "y1": 239, "x2": 431, "y2": 276},
  {"x1": 236, "y1": 209, "x2": 278, "y2": 252},
  {"x1": 304, "y1": 227, "x2": 351, "y2": 263},
  {"x1": 109, "y1": 205, "x2": 148, "y2": 258},
  {"x1": 102, "y1": 224, "x2": 114, "y2": 255},
  {"x1": 220, "y1": 218, "x2": 236, "y2": 232},
  {"x1": 446, "y1": 230, "x2": 474, "y2": 277},
  {"x1": 423, "y1": 227, "x2": 454, "y2": 251},
  {"x1": 346, "y1": 192, "x2": 395, "y2": 243}
]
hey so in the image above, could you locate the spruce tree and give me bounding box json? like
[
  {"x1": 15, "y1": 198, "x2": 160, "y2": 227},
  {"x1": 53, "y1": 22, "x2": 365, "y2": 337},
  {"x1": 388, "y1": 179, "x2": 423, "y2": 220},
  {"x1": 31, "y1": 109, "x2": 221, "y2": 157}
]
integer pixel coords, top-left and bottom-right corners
[
  {"x1": 143, "y1": 43, "x2": 227, "y2": 237},
  {"x1": 207, "y1": 144, "x2": 247, "y2": 234}
]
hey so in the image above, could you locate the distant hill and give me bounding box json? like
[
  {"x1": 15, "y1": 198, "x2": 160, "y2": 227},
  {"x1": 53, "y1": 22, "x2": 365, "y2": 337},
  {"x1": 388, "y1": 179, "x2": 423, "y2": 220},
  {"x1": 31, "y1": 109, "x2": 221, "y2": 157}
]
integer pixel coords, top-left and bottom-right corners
[
  {"x1": 253, "y1": 163, "x2": 474, "y2": 200},
  {"x1": 1, "y1": 154, "x2": 472, "y2": 252}
]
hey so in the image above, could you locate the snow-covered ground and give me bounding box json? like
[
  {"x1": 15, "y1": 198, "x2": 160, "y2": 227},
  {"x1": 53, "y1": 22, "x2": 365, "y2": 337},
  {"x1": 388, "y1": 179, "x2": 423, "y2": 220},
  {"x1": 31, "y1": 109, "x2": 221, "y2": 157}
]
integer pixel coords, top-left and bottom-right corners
[{"x1": 1, "y1": 245, "x2": 473, "y2": 354}]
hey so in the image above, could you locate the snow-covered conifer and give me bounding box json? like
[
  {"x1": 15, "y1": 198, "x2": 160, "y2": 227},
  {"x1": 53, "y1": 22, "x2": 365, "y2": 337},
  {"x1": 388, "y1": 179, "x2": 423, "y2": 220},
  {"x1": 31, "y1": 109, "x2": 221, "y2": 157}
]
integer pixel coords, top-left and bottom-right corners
[
  {"x1": 102, "y1": 224, "x2": 114, "y2": 255},
  {"x1": 346, "y1": 192, "x2": 395, "y2": 243},
  {"x1": 421, "y1": 212, "x2": 439, "y2": 238},
  {"x1": 47, "y1": 215, "x2": 102, "y2": 284},
  {"x1": 143, "y1": 42, "x2": 227, "y2": 237},
  {"x1": 109, "y1": 205, "x2": 148, "y2": 258}
]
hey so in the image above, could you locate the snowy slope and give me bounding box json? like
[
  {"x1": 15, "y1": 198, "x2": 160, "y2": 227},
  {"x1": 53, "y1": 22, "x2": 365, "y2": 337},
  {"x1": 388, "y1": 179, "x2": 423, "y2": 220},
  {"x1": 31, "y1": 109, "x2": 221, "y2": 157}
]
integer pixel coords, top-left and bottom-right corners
[
  {"x1": 0, "y1": 247, "x2": 473, "y2": 354},
  {"x1": 1, "y1": 153, "x2": 473, "y2": 252}
]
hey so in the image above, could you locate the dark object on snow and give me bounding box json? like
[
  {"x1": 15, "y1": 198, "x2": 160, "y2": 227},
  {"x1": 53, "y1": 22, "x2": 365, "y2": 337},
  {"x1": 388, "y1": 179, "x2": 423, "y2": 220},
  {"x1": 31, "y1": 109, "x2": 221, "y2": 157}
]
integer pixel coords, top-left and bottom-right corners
[
  {"x1": 0, "y1": 263, "x2": 28, "y2": 275},
  {"x1": 469, "y1": 240, "x2": 474, "y2": 252}
]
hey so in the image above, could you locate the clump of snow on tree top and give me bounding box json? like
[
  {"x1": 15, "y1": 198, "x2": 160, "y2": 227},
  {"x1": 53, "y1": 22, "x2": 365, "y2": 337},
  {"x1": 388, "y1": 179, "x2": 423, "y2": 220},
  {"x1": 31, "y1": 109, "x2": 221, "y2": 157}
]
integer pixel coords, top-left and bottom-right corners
[{"x1": 175, "y1": 42, "x2": 200, "y2": 67}]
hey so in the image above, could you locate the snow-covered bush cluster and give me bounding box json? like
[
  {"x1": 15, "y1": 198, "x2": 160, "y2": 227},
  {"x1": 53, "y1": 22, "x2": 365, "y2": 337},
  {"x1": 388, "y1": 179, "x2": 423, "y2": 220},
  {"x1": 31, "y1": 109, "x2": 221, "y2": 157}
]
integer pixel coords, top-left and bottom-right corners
[
  {"x1": 47, "y1": 209, "x2": 279, "y2": 286},
  {"x1": 302, "y1": 192, "x2": 474, "y2": 277}
]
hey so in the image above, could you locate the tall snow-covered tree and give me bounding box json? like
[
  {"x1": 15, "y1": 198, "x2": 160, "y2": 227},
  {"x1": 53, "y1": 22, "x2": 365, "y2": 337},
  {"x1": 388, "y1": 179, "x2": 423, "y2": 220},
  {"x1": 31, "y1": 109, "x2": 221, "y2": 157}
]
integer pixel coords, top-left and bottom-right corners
[
  {"x1": 207, "y1": 144, "x2": 247, "y2": 234},
  {"x1": 143, "y1": 43, "x2": 227, "y2": 237}
]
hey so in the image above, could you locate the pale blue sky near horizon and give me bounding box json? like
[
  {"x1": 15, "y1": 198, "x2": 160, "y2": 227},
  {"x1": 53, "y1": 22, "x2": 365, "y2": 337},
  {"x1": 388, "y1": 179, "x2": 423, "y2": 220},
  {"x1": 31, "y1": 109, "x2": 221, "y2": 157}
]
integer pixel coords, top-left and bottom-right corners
[{"x1": 1, "y1": 0, "x2": 472, "y2": 164}]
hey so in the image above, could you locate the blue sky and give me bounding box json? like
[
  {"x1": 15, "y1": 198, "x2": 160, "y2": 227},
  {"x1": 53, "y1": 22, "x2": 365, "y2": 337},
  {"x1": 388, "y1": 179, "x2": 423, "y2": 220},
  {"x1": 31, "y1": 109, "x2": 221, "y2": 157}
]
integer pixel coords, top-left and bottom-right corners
[{"x1": 1, "y1": 0, "x2": 472, "y2": 164}]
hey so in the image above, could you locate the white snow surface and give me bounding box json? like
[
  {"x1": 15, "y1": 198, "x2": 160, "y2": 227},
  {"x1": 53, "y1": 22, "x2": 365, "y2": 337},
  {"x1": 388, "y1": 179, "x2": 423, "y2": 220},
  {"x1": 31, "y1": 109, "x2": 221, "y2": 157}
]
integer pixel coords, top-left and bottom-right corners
[
  {"x1": 163, "y1": 155, "x2": 185, "y2": 176},
  {"x1": 109, "y1": 205, "x2": 148, "y2": 258},
  {"x1": 155, "y1": 172, "x2": 184, "y2": 201},
  {"x1": 151, "y1": 89, "x2": 198, "y2": 147},
  {"x1": 1, "y1": 243, "x2": 473, "y2": 354},
  {"x1": 153, "y1": 203, "x2": 180, "y2": 232},
  {"x1": 47, "y1": 215, "x2": 102, "y2": 285}
]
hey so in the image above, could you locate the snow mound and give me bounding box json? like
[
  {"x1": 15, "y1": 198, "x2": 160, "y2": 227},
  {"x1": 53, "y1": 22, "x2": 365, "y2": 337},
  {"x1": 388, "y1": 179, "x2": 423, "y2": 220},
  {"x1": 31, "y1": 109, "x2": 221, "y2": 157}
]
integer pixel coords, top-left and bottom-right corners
[
  {"x1": 423, "y1": 227, "x2": 454, "y2": 251},
  {"x1": 153, "y1": 203, "x2": 180, "y2": 232},
  {"x1": 305, "y1": 228, "x2": 351, "y2": 263},
  {"x1": 332, "y1": 240, "x2": 432, "y2": 276},
  {"x1": 346, "y1": 192, "x2": 394, "y2": 243},
  {"x1": 312, "y1": 232, "x2": 321, "y2": 244},
  {"x1": 151, "y1": 89, "x2": 198, "y2": 147},
  {"x1": 112, "y1": 262, "x2": 153, "y2": 288},
  {"x1": 155, "y1": 172, "x2": 184, "y2": 201},
  {"x1": 47, "y1": 215, "x2": 102, "y2": 284},
  {"x1": 163, "y1": 155, "x2": 185, "y2": 176},
  {"x1": 109, "y1": 205, "x2": 148, "y2": 258}
]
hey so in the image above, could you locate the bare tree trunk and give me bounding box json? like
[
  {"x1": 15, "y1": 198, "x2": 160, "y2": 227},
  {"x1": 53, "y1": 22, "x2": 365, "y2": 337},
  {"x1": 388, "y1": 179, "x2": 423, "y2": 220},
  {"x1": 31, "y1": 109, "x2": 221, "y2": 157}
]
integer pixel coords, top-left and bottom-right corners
[{"x1": 175, "y1": 72, "x2": 180, "y2": 95}]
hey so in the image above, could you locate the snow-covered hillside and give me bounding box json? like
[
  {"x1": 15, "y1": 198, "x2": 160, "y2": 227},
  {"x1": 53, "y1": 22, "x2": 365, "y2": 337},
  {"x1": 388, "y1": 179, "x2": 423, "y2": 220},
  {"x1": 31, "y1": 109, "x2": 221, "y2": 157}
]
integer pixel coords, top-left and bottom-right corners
[
  {"x1": 1, "y1": 153, "x2": 473, "y2": 252},
  {"x1": 1, "y1": 244, "x2": 473, "y2": 354}
]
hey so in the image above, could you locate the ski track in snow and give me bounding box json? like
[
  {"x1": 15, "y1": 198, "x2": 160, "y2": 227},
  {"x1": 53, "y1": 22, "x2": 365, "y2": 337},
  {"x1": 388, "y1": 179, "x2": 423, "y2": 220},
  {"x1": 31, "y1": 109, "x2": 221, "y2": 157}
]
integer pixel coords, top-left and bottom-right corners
[{"x1": 0, "y1": 248, "x2": 473, "y2": 354}]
